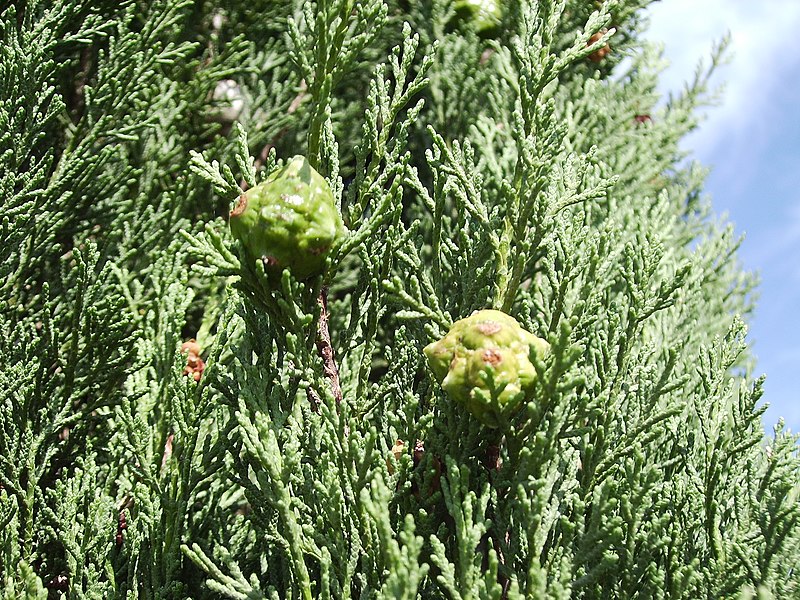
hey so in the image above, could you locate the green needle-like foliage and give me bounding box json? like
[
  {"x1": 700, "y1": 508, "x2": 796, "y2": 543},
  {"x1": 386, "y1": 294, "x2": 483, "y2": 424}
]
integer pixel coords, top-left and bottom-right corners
[{"x1": 1, "y1": 0, "x2": 797, "y2": 598}]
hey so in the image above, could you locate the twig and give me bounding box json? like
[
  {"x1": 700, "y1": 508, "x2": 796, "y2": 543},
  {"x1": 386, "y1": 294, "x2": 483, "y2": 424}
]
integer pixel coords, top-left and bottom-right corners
[
  {"x1": 71, "y1": 46, "x2": 93, "y2": 122},
  {"x1": 306, "y1": 386, "x2": 322, "y2": 412},
  {"x1": 315, "y1": 287, "x2": 343, "y2": 405},
  {"x1": 485, "y1": 443, "x2": 502, "y2": 471}
]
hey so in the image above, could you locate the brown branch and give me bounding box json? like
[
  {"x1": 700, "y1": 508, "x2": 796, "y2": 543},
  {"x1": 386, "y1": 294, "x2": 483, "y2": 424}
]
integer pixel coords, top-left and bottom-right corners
[
  {"x1": 71, "y1": 46, "x2": 93, "y2": 123},
  {"x1": 485, "y1": 443, "x2": 502, "y2": 471},
  {"x1": 306, "y1": 386, "x2": 322, "y2": 412},
  {"x1": 315, "y1": 287, "x2": 343, "y2": 406}
]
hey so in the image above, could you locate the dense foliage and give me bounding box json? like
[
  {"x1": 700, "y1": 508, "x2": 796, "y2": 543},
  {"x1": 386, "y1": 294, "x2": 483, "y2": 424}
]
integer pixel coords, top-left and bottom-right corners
[{"x1": 2, "y1": 1, "x2": 798, "y2": 598}]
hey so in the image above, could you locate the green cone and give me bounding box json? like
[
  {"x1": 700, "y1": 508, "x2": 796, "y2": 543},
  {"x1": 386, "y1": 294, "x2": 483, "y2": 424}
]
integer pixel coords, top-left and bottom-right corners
[
  {"x1": 424, "y1": 309, "x2": 549, "y2": 427},
  {"x1": 229, "y1": 156, "x2": 345, "y2": 281}
]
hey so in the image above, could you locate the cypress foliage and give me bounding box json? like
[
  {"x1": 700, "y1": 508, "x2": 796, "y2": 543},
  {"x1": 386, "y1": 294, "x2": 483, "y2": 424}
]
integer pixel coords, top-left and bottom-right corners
[{"x1": 1, "y1": 1, "x2": 798, "y2": 598}]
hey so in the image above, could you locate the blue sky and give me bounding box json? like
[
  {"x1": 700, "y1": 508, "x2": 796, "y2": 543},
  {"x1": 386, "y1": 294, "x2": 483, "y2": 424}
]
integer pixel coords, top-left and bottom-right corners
[{"x1": 644, "y1": 1, "x2": 800, "y2": 431}]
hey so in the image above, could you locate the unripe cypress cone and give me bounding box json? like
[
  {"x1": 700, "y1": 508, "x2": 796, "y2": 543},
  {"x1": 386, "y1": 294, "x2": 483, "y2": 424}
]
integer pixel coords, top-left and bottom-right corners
[
  {"x1": 424, "y1": 309, "x2": 549, "y2": 428},
  {"x1": 229, "y1": 156, "x2": 345, "y2": 281}
]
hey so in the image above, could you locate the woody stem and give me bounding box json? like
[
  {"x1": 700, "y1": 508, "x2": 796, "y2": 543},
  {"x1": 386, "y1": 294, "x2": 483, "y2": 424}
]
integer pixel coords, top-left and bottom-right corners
[{"x1": 316, "y1": 288, "x2": 342, "y2": 405}]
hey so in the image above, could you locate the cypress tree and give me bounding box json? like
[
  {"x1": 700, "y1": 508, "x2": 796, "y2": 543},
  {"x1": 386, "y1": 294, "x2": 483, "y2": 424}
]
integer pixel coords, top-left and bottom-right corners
[{"x1": 1, "y1": 1, "x2": 797, "y2": 597}]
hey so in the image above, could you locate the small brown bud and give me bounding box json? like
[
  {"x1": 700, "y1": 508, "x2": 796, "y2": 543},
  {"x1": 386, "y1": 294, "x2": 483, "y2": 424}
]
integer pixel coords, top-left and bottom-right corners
[
  {"x1": 181, "y1": 339, "x2": 205, "y2": 381},
  {"x1": 116, "y1": 509, "x2": 128, "y2": 548},
  {"x1": 181, "y1": 339, "x2": 202, "y2": 356},
  {"x1": 387, "y1": 440, "x2": 405, "y2": 475},
  {"x1": 587, "y1": 31, "x2": 611, "y2": 62}
]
